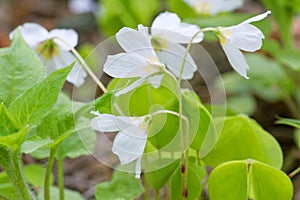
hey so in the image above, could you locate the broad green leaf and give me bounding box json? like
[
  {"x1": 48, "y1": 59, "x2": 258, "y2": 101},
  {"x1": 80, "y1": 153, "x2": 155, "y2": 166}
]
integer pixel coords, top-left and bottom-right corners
[
  {"x1": 0, "y1": 103, "x2": 19, "y2": 137},
  {"x1": 276, "y1": 117, "x2": 300, "y2": 129},
  {"x1": 23, "y1": 164, "x2": 54, "y2": 188},
  {"x1": 108, "y1": 76, "x2": 180, "y2": 151},
  {"x1": 8, "y1": 65, "x2": 72, "y2": 128},
  {"x1": 0, "y1": 30, "x2": 46, "y2": 106},
  {"x1": 144, "y1": 158, "x2": 180, "y2": 189},
  {"x1": 95, "y1": 171, "x2": 144, "y2": 200},
  {"x1": 29, "y1": 93, "x2": 97, "y2": 159},
  {"x1": 36, "y1": 93, "x2": 75, "y2": 148},
  {"x1": 208, "y1": 160, "x2": 293, "y2": 200},
  {"x1": 38, "y1": 186, "x2": 83, "y2": 200},
  {"x1": 208, "y1": 160, "x2": 248, "y2": 200},
  {"x1": 203, "y1": 115, "x2": 283, "y2": 169},
  {"x1": 0, "y1": 126, "x2": 29, "y2": 149},
  {"x1": 182, "y1": 89, "x2": 215, "y2": 152},
  {"x1": 170, "y1": 162, "x2": 204, "y2": 200},
  {"x1": 0, "y1": 171, "x2": 19, "y2": 200}
]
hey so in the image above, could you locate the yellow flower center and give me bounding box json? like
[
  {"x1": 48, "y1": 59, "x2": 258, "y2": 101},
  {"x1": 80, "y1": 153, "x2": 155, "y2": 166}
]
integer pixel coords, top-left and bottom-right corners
[
  {"x1": 151, "y1": 37, "x2": 167, "y2": 52},
  {"x1": 216, "y1": 29, "x2": 232, "y2": 45},
  {"x1": 36, "y1": 39, "x2": 59, "y2": 60}
]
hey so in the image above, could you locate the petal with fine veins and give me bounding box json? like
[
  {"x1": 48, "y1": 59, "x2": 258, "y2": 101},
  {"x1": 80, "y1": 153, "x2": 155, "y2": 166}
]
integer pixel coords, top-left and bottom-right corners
[
  {"x1": 112, "y1": 126, "x2": 147, "y2": 165},
  {"x1": 50, "y1": 29, "x2": 78, "y2": 50},
  {"x1": 67, "y1": 62, "x2": 87, "y2": 87},
  {"x1": 104, "y1": 52, "x2": 161, "y2": 78},
  {"x1": 157, "y1": 42, "x2": 197, "y2": 79},
  {"x1": 116, "y1": 27, "x2": 156, "y2": 59},
  {"x1": 115, "y1": 77, "x2": 146, "y2": 96},
  {"x1": 10, "y1": 23, "x2": 49, "y2": 47},
  {"x1": 151, "y1": 12, "x2": 203, "y2": 43},
  {"x1": 223, "y1": 24, "x2": 264, "y2": 52},
  {"x1": 241, "y1": 10, "x2": 271, "y2": 25},
  {"x1": 221, "y1": 42, "x2": 249, "y2": 79},
  {"x1": 91, "y1": 114, "x2": 142, "y2": 132}
]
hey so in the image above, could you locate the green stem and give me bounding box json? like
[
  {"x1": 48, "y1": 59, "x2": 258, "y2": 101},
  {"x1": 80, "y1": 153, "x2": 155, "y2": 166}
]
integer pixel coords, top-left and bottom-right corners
[
  {"x1": 57, "y1": 158, "x2": 65, "y2": 200},
  {"x1": 53, "y1": 37, "x2": 107, "y2": 93},
  {"x1": 10, "y1": 149, "x2": 34, "y2": 200},
  {"x1": 44, "y1": 147, "x2": 57, "y2": 200},
  {"x1": 289, "y1": 166, "x2": 300, "y2": 178}
]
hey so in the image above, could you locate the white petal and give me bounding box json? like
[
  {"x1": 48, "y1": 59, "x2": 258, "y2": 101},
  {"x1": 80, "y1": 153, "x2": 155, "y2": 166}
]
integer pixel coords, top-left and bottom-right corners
[
  {"x1": 223, "y1": 24, "x2": 264, "y2": 52},
  {"x1": 116, "y1": 27, "x2": 156, "y2": 59},
  {"x1": 148, "y1": 75, "x2": 164, "y2": 89},
  {"x1": 66, "y1": 62, "x2": 87, "y2": 87},
  {"x1": 49, "y1": 29, "x2": 78, "y2": 50},
  {"x1": 47, "y1": 50, "x2": 76, "y2": 71},
  {"x1": 209, "y1": 0, "x2": 244, "y2": 15},
  {"x1": 10, "y1": 23, "x2": 49, "y2": 47},
  {"x1": 157, "y1": 42, "x2": 197, "y2": 79},
  {"x1": 112, "y1": 127, "x2": 147, "y2": 165},
  {"x1": 137, "y1": 24, "x2": 149, "y2": 36},
  {"x1": 221, "y1": 41, "x2": 249, "y2": 79},
  {"x1": 151, "y1": 12, "x2": 203, "y2": 43},
  {"x1": 115, "y1": 77, "x2": 146, "y2": 96},
  {"x1": 104, "y1": 52, "x2": 162, "y2": 78},
  {"x1": 68, "y1": 0, "x2": 98, "y2": 14},
  {"x1": 135, "y1": 156, "x2": 142, "y2": 178},
  {"x1": 241, "y1": 11, "x2": 271, "y2": 25},
  {"x1": 91, "y1": 114, "x2": 144, "y2": 132}
]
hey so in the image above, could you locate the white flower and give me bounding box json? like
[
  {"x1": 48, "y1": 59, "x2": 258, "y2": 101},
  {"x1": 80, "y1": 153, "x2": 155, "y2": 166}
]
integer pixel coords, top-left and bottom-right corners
[
  {"x1": 68, "y1": 0, "x2": 98, "y2": 15},
  {"x1": 216, "y1": 11, "x2": 271, "y2": 79},
  {"x1": 90, "y1": 111, "x2": 151, "y2": 178},
  {"x1": 145, "y1": 12, "x2": 203, "y2": 79},
  {"x1": 9, "y1": 23, "x2": 87, "y2": 87},
  {"x1": 103, "y1": 27, "x2": 165, "y2": 96},
  {"x1": 184, "y1": 0, "x2": 244, "y2": 15}
]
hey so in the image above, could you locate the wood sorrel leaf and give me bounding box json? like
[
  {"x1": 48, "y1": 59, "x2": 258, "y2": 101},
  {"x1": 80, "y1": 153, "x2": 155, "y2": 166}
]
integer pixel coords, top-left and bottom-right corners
[
  {"x1": 203, "y1": 115, "x2": 283, "y2": 169},
  {"x1": 0, "y1": 29, "x2": 46, "y2": 106},
  {"x1": 170, "y1": 162, "x2": 205, "y2": 200},
  {"x1": 208, "y1": 160, "x2": 293, "y2": 200},
  {"x1": 95, "y1": 171, "x2": 144, "y2": 200},
  {"x1": 144, "y1": 158, "x2": 180, "y2": 189},
  {"x1": 8, "y1": 65, "x2": 72, "y2": 128},
  {"x1": 37, "y1": 186, "x2": 83, "y2": 200}
]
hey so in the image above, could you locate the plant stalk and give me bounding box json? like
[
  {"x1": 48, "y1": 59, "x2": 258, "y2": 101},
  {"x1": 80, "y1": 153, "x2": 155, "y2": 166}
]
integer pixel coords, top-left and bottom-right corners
[
  {"x1": 57, "y1": 158, "x2": 65, "y2": 200},
  {"x1": 44, "y1": 147, "x2": 57, "y2": 200}
]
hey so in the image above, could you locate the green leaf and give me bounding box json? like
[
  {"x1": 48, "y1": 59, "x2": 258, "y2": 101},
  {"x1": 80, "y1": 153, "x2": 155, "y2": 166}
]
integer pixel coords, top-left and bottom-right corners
[
  {"x1": 170, "y1": 162, "x2": 204, "y2": 200},
  {"x1": 8, "y1": 65, "x2": 72, "y2": 128},
  {"x1": 208, "y1": 160, "x2": 293, "y2": 200},
  {"x1": 144, "y1": 158, "x2": 180, "y2": 189},
  {"x1": 95, "y1": 171, "x2": 144, "y2": 200},
  {"x1": 182, "y1": 90, "x2": 215, "y2": 153},
  {"x1": 28, "y1": 93, "x2": 96, "y2": 159},
  {"x1": 0, "y1": 126, "x2": 29, "y2": 149},
  {"x1": 276, "y1": 117, "x2": 300, "y2": 129},
  {"x1": 108, "y1": 76, "x2": 180, "y2": 151},
  {"x1": 0, "y1": 171, "x2": 19, "y2": 200},
  {"x1": 38, "y1": 186, "x2": 83, "y2": 200},
  {"x1": 23, "y1": 164, "x2": 54, "y2": 188},
  {"x1": 203, "y1": 115, "x2": 283, "y2": 169},
  {"x1": 0, "y1": 29, "x2": 46, "y2": 106},
  {"x1": 0, "y1": 103, "x2": 19, "y2": 137}
]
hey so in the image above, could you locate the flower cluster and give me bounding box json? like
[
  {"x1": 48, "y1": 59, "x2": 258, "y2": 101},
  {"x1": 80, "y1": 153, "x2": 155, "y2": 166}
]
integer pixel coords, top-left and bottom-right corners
[
  {"x1": 90, "y1": 11, "x2": 271, "y2": 178},
  {"x1": 10, "y1": 23, "x2": 87, "y2": 87}
]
